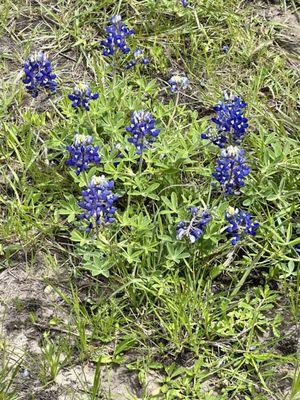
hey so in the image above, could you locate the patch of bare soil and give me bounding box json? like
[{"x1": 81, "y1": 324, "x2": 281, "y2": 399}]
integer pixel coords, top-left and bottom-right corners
[
  {"x1": 0, "y1": 258, "x2": 63, "y2": 395},
  {"x1": 254, "y1": 1, "x2": 300, "y2": 69},
  {"x1": 53, "y1": 364, "x2": 160, "y2": 399},
  {"x1": 0, "y1": 258, "x2": 161, "y2": 399}
]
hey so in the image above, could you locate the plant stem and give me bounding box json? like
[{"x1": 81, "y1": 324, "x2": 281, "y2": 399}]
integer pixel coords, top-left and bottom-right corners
[{"x1": 167, "y1": 91, "x2": 180, "y2": 130}]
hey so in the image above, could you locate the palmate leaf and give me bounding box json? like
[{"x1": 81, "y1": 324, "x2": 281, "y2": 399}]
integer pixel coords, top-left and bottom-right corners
[
  {"x1": 130, "y1": 182, "x2": 160, "y2": 200},
  {"x1": 56, "y1": 197, "x2": 79, "y2": 222},
  {"x1": 166, "y1": 243, "x2": 190, "y2": 264},
  {"x1": 82, "y1": 253, "x2": 114, "y2": 277},
  {"x1": 161, "y1": 192, "x2": 178, "y2": 214},
  {"x1": 70, "y1": 230, "x2": 90, "y2": 246}
]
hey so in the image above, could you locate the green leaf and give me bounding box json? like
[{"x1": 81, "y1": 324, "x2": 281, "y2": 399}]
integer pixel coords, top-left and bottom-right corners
[
  {"x1": 166, "y1": 243, "x2": 190, "y2": 263},
  {"x1": 82, "y1": 253, "x2": 112, "y2": 277},
  {"x1": 70, "y1": 230, "x2": 90, "y2": 246},
  {"x1": 97, "y1": 354, "x2": 113, "y2": 364},
  {"x1": 114, "y1": 336, "x2": 136, "y2": 356}
]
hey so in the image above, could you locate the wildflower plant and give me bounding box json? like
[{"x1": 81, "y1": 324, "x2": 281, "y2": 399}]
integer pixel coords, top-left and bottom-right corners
[
  {"x1": 126, "y1": 110, "x2": 160, "y2": 155},
  {"x1": 176, "y1": 207, "x2": 211, "y2": 243},
  {"x1": 166, "y1": 75, "x2": 189, "y2": 129},
  {"x1": 101, "y1": 15, "x2": 135, "y2": 56},
  {"x1": 225, "y1": 207, "x2": 259, "y2": 245},
  {"x1": 78, "y1": 175, "x2": 118, "y2": 233},
  {"x1": 60, "y1": 79, "x2": 260, "y2": 279},
  {"x1": 212, "y1": 145, "x2": 251, "y2": 195},
  {"x1": 126, "y1": 49, "x2": 149, "y2": 69},
  {"x1": 56, "y1": 16, "x2": 260, "y2": 282},
  {"x1": 66, "y1": 134, "x2": 101, "y2": 175},
  {"x1": 22, "y1": 51, "x2": 57, "y2": 98},
  {"x1": 201, "y1": 93, "x2": 249, "y2": 148},
  {"x1": 68, "y1": 83, "x2": 99, "y2": 111},
  {"x1": 169, "y1": 75, "x2": 189, "y2": 93}
]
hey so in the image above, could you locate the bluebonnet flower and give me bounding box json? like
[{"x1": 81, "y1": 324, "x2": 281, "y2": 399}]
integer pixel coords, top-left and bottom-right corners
[
  {"x1": 22, "y1": 51, "x2": 57, "y2": 98},
  {"x1": 201, "y1": 93, "x2": 249, "y2": 148},
  {"x1": 78, "y1": 175, "x2": 118, "y2": 233},
  {"x1": 169, "y1": 75, "x2": 189, "y2": 93},
  {"x1": 181, "y1": 0, "x2": 188, "y2": 7},
  {"x1": 201, "y1": 127, "x2": 228, "y2": 148},
  {"x1": 66, "y1": 134, "x2": 100, "y2": 175},
  {"x1": 212, "y1": 146, "x2": 251, "y2": 195},
  {"x1": 225, "y1": 207, "x2": 259, "y2": 245},
  {"x1": 126, "y1": 48, "x2": 149, "y2": 69},
  {"x1": 176, "y1": 207, "x2": 211, "y2": 243},
  {"x1": 68, "y1": 83, "x2": 99, "y2": 111},
  {"x1": 126, "y1": 111, "x2": 160, "y2": 155},
  {"x1": 101, "y1": 15, "x2": 135, "y2": 56}
]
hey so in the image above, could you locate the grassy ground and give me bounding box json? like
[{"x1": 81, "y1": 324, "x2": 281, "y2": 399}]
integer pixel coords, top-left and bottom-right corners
[{"x1": 0, "y1": 0, "x2": 299, "y2": 399}]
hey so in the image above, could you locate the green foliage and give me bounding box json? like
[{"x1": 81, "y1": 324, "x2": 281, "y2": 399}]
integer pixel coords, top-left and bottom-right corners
[
  {"x1": 0, "y1": 0, "x2": 299, "y2": 398},
  {"x1": 0, "y1": 340, "x2": 21, "y2": 400},
  {"x1": 39, "y1": 333, "x2": 72, "y2": 383}
]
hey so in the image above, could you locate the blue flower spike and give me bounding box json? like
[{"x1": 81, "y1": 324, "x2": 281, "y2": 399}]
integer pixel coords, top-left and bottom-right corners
[
  {"x1": 169, "y1": 75, "x2": 189, "y2": 93},
  {"x1": 101, "y1": 15, "x2": 135, "y2": 56},
  {"x1": 126, "y1": 110, "x2": 160, "y2": 155},
  {"x1": 68, "y1": 83, "x2": 99, "y2": 111},
  {"x1": 212, "y1": 145, "x2": 251, "y2": 195},
  {"x1": 201, "y1": 93, "x2": 249, "y2": 148},
  {"x1": 22, "y1": 51, "x2": 57, "y2": 98},
  {"x1": 126, "y1": 48, "x2": 149, "y2": 69},
  {"x1": 225, "y1": 206, "x2": 259, "y2": 245},
  {"x1": 176, "y1": 207, "x2": 211, "y2": 244},
  {"x1": 78, "y1": 175, "x2": 118, "y2": 233},
  {"x1": 66, "y1": 134, "x2": 101, "y2": 175},
  {"x1": 181, "y1": 0, "x2": 188, "y2": 7}
]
